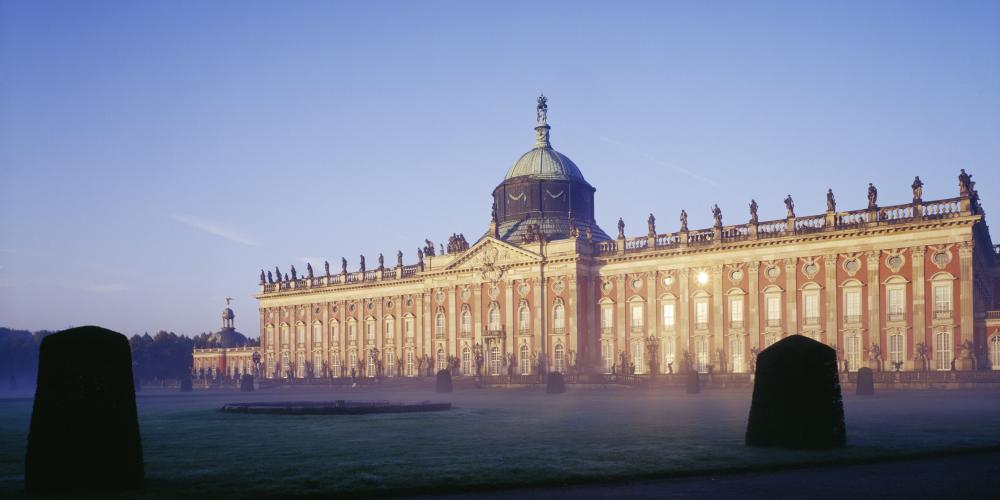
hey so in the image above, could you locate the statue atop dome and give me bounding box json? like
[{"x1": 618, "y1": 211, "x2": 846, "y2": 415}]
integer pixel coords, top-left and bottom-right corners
[{"x1": 536, "y1": 93, "x2": 548, "y2": 126}]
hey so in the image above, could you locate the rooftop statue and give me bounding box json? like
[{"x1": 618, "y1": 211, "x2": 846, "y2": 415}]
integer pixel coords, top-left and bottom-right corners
[
  {"x1": 749, "y1": 199, "x2": 759, "y2": 224},
  {"x1": 680, "y1": 209, "x2": 688, "y2": 231},
  {"x1": 275, "y1": 267, "x2": 282, "y2": 283},
  {"x1": 867, "y1": 183, "x2": 878, "y2": 209},
  {"x1": 712, "y1": 204, "x2": 723, "y2": 228},
  {"x1": 378, "y1": 253, "x2": 384, "y2": 270},
  {"x1": 826, "y1": 189, "x2": 836, "y2": 212},
  {"x1": 536, "y1": 93, "x2": 548, "y2": 126},
  {"x1": 585, "y1": 226, "x2": 593, "y2": 242},
  {"x1": 647, "y1": 213, "x2": 656, "y2": 236},
  {"x1": 424, "y1": 239, "x2": 436, "y2": 257},
  {"x1": 259, "y1": 270, "x2": 265, "y2": 285},
  {"x1": 266, "y1": 271, "x2": 273, "y2": 284},
  {"x1": 397, "y1": 250, "x2": 403, "y2": 267},
  {"x1": 306, "y1": 263, "x2": 313, "y2": 279},
  {"x1": 359, "y1": 255, "x2": 366, "y2": 273},
  {"x1": 784, "y1": 194, "x2": 795, "y2": 218},
  {"x1": 290, "y1": 266, "x2": 297, "y2": 280},
  {"x1": 324, "y1": 260, "x2": 330, "y2": 277},
  {"x1": 959, "y1": 169, "x2": 972, "y2": 196},
  {"x1": 912, "y1": 176, "x2": 923, "y2": 203},
  {"x1": 417, "y1": 248, "x2": 424, "y2": 269},
  {"x1": 617, "y1": 217, "x2": 625, "y2": 239},
  {"x1": 341, "y1": 257, "x2": 347, "y2": 274}
]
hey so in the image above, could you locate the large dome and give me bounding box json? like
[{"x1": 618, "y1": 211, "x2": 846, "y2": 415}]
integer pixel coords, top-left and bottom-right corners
[{"x1": 504, "y1": 147, "x2": 587, "y2": 182}]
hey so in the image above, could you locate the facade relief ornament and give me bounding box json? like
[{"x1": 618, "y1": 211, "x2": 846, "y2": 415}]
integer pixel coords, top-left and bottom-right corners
[
  {"x1": 801, "y1": 256, "x2": 821, "y2": 280},
  {"x1": 488, "y1": 285, "x2": 500, "y2": 300},
  {"x1": 552, "y1": 278, "x2": 566, "y2": 295},
  {"x1": 842, "y1": 253, "x2": 862, "y2": 276},
  {"x1": 460, "y1": 286, "x2": 471, "y2": 302},
  {"x1": 435, "y1": 290, "x2": 446, "y2": 303},
  {"x1": 928, "y1": 244, "x2": 953, "y2": 269},
  {"x1": 661, "y1": 270, "x2": 675, "y2": 288},
  {"x1": 728, "y1": 263, "x2": 745, "y2": 285},
  {"x1": 883, "y1": 249, "x2": 907, "y2": 273},
  {"x1": 763, "y1": 260, "x2": 781, "y2": 283},
  {"x1": 957, "y1": 240, "x2": 974, "y2": 258},
  {"x1": 630, "y1": 275, "x2": 643, "y2": 291}
]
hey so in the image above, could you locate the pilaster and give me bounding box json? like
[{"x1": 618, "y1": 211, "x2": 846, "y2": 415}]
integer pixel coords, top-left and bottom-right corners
[
  {"x1": 866, "y1": 250, "x2": 881, "y2": 368},
  {"x1": 823, "y1": 254, "x2": 838, "y2": 348},
  {"x1": 679, "y1": 268, "x2": 691, "y2": 368},
  {"x1": 911, "y1": 246, "x2": 926, "y2": 364},
  {"x1": 785, "y1": 258, "x2": 797, "y2": 336},
  {"x1": 616, "y1": 274, "x2": 627, "y2": 363},
  {"x1": 711, "y1": 264, "x2": 724, "y2": 369},
  {"x1": 448, "y1": 288, "x2": 457, "y2": 357},
  {"x1": 958, "y1": 241, "x2": 975, "y2": 369},
  {"x1": 748, "y1": 263, "x2": 760, "y2": 352}
]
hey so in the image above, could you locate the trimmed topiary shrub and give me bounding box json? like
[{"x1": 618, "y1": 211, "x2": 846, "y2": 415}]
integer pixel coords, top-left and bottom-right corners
[
  {"x1": 240, "y1": 374, "x2": 254, "y2": 392},
  {"x1": 746, "y1": 335, "x2": 845, "y2": 449},
  {"x1": 685, "y1": 370, "x2": 701, "y2": 394},
  {"x1": 546, "y1": 372, "x2": 566, "y2": 394},
  {"x1": 25, "y1": 326, "x2": 144, "y2": 494},
  {"x1": 179, "y1": 376, "x2": 193, "y2": 392},
  {"x1": 435, "y1": 369, "x2": 453, "y2": 393},
  {"x1": 856, "y1": 367, "x2": 875, "y2": 395}
]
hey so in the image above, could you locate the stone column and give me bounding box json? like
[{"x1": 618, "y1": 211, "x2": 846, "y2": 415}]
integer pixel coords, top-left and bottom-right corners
[
  {"x1": 418, "y1": 292, "x2": 428, "y2": 362},
  {"x1": 448, "y1": 288, "x2": 457, "y2": 357},
  {"x1": 911, "y1": 246, "x2": 926, "y2": 369},
  {"x1": 505, "y1": 279, "x2": 515, "y2": 359},
  {"x1": 824, "y1": 255, "x2": 838, "y2": 348},
  {"x1": 679, "y1": 269, "x2": 691, "y2": 368},
  {"x1": 748, "y1": 263, "x2": 760, "y2": 352},
  {"x1": 646, "y1": 271, "x2": 656, "y2": 373},
  {"x1": 785, "y1": 258, "x2": 797, "y2": 337},
  {"x1": 866, "y1": 251, "x2": 881, "y2": 370},
  {"x1": 958, "y1": 241, "x2": 974, "y2": 370},
  {"x1": 712, "y1": 264, "x2": 724, "y2": 371},
  {"x1": 533, "y1": 277, "x2": 543, "y2": 357},
  {"x1": 568, "y1": 275, "x2": 578, "y2": 361},
  {"x1": 473, "y1": 285, "x2": 482, "y2": 345},
  {"x1": 616, "y1": 274, "x2": 627, "y2": 366}
]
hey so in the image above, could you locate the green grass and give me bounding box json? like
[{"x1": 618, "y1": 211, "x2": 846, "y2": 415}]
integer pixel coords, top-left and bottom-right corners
[{"x1": 2, "y1": 384, "x2": 1000, "y2": 498}]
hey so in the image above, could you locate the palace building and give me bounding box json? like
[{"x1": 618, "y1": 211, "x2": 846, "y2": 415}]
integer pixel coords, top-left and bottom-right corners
[{"x1": 217, "y1": 96, "x2": 1000, "y2": 380}]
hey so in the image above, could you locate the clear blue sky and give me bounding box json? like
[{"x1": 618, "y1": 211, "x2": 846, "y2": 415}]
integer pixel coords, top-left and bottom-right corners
[{"x1": 1, "y1": 0, "x2": 997, "y2": 336}]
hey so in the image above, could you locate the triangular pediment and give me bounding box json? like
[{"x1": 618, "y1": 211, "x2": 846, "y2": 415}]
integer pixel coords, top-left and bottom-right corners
[{"x1": 445, "y1": 237, "x2": 541, "y2": 272}]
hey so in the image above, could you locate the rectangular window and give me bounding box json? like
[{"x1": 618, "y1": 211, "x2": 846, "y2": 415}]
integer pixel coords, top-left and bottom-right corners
[
  {"x1": 844, "y1": 290, "x2": 861, "y2": 323},
  {"x1": 935, "y1": 330, "x2": 952, "y2": 371},
  {"x1": 887, "y1": 287, "x2": 905, "y2": 321},
  {"x1": 889, "y1": 333, "x2": 904, "y2": 366},
  {"x1": 695, "y1": 300, "x2": 709, "y2": 330},
  {"x1": 804, "y1": 293, "x2": 819, "y2": 325},
  {"x1": 729, "y1": 336, "x2": 744, "y2": 373},
  {"x1": 695, "y1": 336, "x2": 709, "y2": 373},
  {"x1": 933, "y1": 285, "x2": 952, "y2": 317},
  {"x1": 601, "y1": 305, "x2": 613, "y2": 333},
  {"x1": 631, "y1": 303, "x2": 644, "y2": 331},
  {"x1": 766, "y1": 295, "x2": 781, "y2": 326},
  {"x1": 663, "y1": 337, "x2": 675, "y2": 367},
  {"x1": 405, "y1": 318, "x2": 414, "y2": 338},
  {"x1": 662, "y1": 303, "x2": 675, "y2": 330},
  {"x1": 602, "y1": 341, "x2": 614, "y2": 374},
  {"x1": 729, "y1": 298, "x2": 743, "y2": 328},
  {"x1": 846, "y1": 335, "x2": 861, "y2": 372}
]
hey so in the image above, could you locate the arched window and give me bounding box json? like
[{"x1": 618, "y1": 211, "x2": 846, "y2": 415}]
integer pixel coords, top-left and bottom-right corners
[
  {"x1": 367, "y1": 350, "x2": 376, "y2": 377},
  {"x1": 281, "y1": 324, "x2": 289, "y2": 345},
  {"x1": 629, "y1": 298, "x2": 644, "y2": 333},
  {"x1": 329, "y1": 321, "x2": 339, "y2": 345},
  {"x1": 694, "y1": 336, "x2": 709, "y2": 373},
  {"x1": 554, "y1": 343, "x2": 565, "y2": 373},
  {"x1": 435, "y1": 313, "x2": 445, "y2": 338},
  {"x1": 842, "y1": 280, "x2": 863, "y2": 325},
  {"x1": 845, "y1": 333, "x2": 861, "y2": 372},
  {"x1": 488, "y1": 304, "x2": 501, "y2": 331},
  {"x1": 602, "y1": 340, "x2": 614, "y2": 373},
  {"x1": 406, "y1": 349, "x2": 415, "y2": 377},
  {"x1": 553, "y1": 301, "x2": 565, "y2": 333},
  {"x1": 296, "y1": 352, "x2": 305, "y2": 378},
  {"x1": 386, "y1": 349, "x2": 395, "y2": 377},
  {"x1": 404, "y1": 316, "x2": 414, "y2": 339},
  {"x1": 266, "y1": 325, "x2": 275, "y2": 346},
  {"x1": 663, "y1": 336, "x2": 675, "y2": 370},
  {"x1": 461, "y1": 306, "x2": 472, "y2": 336},
  {"x1": 729, "y1": 335, "x2": 744, "y2": 373},
  {"x1": 520, "y1": 345, "x2": 530, "y2": 375},
  {"x1": 462, "y1": 346, "x2": 472, "y2": 375},
  {"x1": 518, "y1": 304, "x2": 530, "y2": 333},
  {"x1": 267, "y1": 353, "x2": 275, "y2": 378},
  {"x1": 935, "y1": 328, "x2": 952, "y2": 371},
  {"x1": 931, "y1": 273, "x2": 955, "y2": 319},
  {"x1": 436, "y1": 348, "x2": 447, "y2": 371},
  {"x1": 313, "y1": 351, "x2": 322, "y2": 377},
  {"x1": 888, "y1": 328, "x2": 905, "y2": 368},
  {"x1": 631, "y1": 339, "x2": 644, "y2": 374},
  {"x1": 601, "y1": 302, "x2": 614, "y2": 335},
  {"x1": 348, "y1": 350, "x2": 357, "y2": 372},
  {"x1": 991, "y1": 335, "x2": 1000, "y2": 371},
  {"x1": 489, "y1": 346, "x2": 501, "y2": 376},
  {"x1": 366, "y1": 320, "x2": 375, "y2": 343},
  {"x1": 296, "y1": 324, "x2": 305, "y2": 344},
  {"x1": 385, "y1": 316, "x2": 395, "y2": 341},
  {"x1": 313, "y1": 322, "x2": 323, "y2": 343},
  {"x1": 331, "y1": 351, "x2": 341, "y2": 378},
  {"x1": 348, "y1": 321, "x2": 357, "y2": 342}
]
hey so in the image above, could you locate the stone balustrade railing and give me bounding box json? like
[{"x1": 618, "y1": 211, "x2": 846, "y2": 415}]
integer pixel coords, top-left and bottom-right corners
[{"x1": 599, "y1": 196, "x2": 972, "y2": 256}]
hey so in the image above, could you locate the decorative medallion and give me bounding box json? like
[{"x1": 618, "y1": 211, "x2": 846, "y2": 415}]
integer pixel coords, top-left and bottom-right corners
[
  {"x1": 601, "y1": 279, "x2": 613, "y2": 294},
  {"x1": 662, "y1": 272, "x2": 674, "y2": 288},
  {"x1": 349, "y1": 303, "x2": 356, "y2": 313},
  {"x1": 460, "y1": 287, "x2": 471, "y2": 302},
  {"x1": 801, "y1": 257, "x2": 820, "y2": 280},
  {"x1": 267, "y1": 311, "x2": 273, "y2": 319},
  {"x1": 518, "y1": 282, "x2": 530, "y2": 297},
  {"x1": 332, "y1": 303, "x2": 338, "y2": 314},
  {"x1": 366, "y1": 301, "x2": 374, "y2": 311},
  {"x1": 553, "y1": 279, "x2": 566, "y2": 294},
  {"x1": 385, "y1": 300, "x2": 393, "y2": 310},
  {"x1": 728, "y1": 264, "x2": 744, "y2": 285},
  {"x1": 630, "y1": 278, "x2": 642, "y2": 291},
  {"x1": 314, "y1": 306, "x2": 321, "y2": 314},
  {"x1": 405, "y1": 296, "x2": 413, "y2": 307},
  {"x1": 763, "y1": 262, "x2": 780, "y2": 283},
  {"x1": 929, "y1": 245, "x2": 952, "y2": 269},
  {"x1": 843, "y1": 255, "x2": 862, "y2": 276},
  {"x1": 488, "y1": 285, "x2": 500, "y2": 300},
  {"x1": 436, "y1": 290, "x2": 445, "y2": 303},
  {"x1": 884, "y1": 249, "x2": 906, "y2": 273}
]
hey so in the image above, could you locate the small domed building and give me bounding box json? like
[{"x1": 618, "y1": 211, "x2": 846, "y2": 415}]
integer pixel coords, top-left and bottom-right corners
[{"x1": 192, "y1": 299, "x2": 260, "y2": 381}]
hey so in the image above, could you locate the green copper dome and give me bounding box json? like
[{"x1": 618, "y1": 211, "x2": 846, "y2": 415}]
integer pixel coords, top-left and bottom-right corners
[{"x1": 504, "y1": 147, "x2": 587, "y2": 182}]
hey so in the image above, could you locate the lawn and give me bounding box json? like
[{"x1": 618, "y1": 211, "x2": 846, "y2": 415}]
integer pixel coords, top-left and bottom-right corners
[{"x1": 1, "y1": 383, "x2": 999, "y2": 498}]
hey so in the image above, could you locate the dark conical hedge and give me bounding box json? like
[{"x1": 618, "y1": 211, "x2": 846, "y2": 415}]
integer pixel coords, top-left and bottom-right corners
[
  {"x1": 25, "y1": 326, "x2": 144, "y2": 494},
  {"x1": 856, "y1": 367, "x2": 875, "y2": 395},
  {"x1": 435, "y1": 369, "x2": 453, "y2": 393},
  {"x1": 179, "y1": 376, "x2": 193, "y2": 392},
  {"x1": 745, "y1": 335, "x2": 845, "y2": 449},
  {"x1": 240, "y1": 374, "x2": 255, "y2": 392},
  {"x1": 685, "y1": 370, "x2": 701, "y2": 394},
  {"x1": 546, "y1": 372, "x2": 566, "y2": 394}
]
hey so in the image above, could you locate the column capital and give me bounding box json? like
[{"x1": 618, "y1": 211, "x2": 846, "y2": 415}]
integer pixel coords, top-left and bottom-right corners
[
  {"x1": 910, "y1": 246, "x2": 926, "y2": 258},
  {"x1": 823, "y1": 254, "x2": 838, "y2": 266},
  {"x1": 958, "y1": 240, "x2": 974, "y2": 258}
]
